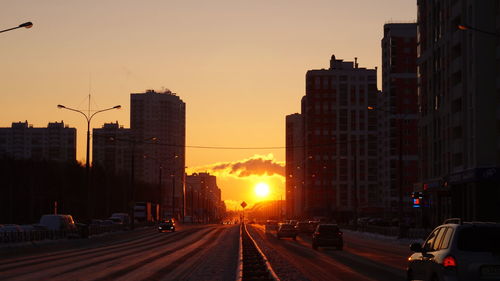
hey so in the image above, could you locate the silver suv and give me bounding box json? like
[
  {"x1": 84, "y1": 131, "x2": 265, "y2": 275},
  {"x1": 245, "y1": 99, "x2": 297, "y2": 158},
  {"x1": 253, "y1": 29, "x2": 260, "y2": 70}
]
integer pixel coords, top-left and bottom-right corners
[{"x1": 407, "y1": 218, "x2": 500, "y2": 281}]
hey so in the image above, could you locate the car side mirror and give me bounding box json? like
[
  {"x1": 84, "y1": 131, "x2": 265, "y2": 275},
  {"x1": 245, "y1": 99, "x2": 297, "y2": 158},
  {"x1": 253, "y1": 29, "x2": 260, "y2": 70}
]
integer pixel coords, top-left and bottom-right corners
[{"x1": 410, "y1": 242, "x2": 423, "y2": 252}]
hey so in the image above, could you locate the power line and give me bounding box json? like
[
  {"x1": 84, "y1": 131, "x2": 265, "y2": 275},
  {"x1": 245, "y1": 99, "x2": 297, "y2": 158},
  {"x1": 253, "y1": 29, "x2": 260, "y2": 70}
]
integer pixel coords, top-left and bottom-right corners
[{"x1": 92, "y1": 134, "x2": 372, "y2": 150}]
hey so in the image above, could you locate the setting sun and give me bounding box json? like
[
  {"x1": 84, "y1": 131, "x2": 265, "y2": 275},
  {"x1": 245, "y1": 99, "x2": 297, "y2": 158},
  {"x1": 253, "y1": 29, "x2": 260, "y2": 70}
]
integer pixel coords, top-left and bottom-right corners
[{"x1": 254, "y1": 182, "x2": 270, "y2": 198}]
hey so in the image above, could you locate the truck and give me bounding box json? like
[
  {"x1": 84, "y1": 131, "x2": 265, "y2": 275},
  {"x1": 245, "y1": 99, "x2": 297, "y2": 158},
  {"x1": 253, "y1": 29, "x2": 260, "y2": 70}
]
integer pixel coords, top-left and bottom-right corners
[{"x1": 134, "y1": 202, "x2": 160, "y2": 223}]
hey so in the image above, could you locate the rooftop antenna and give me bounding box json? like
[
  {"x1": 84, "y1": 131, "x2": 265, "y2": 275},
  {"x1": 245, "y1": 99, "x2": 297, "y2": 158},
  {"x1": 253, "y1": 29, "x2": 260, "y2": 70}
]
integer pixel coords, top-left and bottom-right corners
[
  {"x1": 355, "y1": 57, "x2": 358, "y2": 68},
  {"x1": 88, "y1": 73, "x2": 92, "y2": 117}
]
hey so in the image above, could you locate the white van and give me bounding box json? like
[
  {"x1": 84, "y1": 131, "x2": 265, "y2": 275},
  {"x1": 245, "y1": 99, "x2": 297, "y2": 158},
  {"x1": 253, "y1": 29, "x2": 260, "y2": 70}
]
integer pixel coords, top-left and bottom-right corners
[
  {"x1": 39, "y1": 214, "x2": 77, "y2": 231},
  {"x1": 110, "y1": 213, "x2": 130, "y2": 225}
]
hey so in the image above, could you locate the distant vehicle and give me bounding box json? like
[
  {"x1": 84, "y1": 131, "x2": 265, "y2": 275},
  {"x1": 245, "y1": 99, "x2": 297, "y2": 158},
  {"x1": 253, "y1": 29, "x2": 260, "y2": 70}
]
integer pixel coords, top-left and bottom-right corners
[
  {"x1": 312, "y1": 224, "x2": 343, "y2": 250},
  {"x1": 134, "y1": 202, "x2": 159, "y2": 223},
  {"x1": 158, "y1": 219, "x2": 175, "y2": 232},
  {"x1": 90, "y1": 219, "x2": 104, "y2": 226},
  {"x1": 277, "y1": 223, "x2": 297, "y2": 240},
  {"x1": 108, "y1": 217, "x2": 123, "y2": 224},
  {"x1": 289, "y1": 220, "x2": 298, "y2": 226},
  {"x1": 101, "y1": 219, "x2": 115, "y2": 225},
  {"x1": 110, "y1": 213, "x2": 130, "y2": 225},
  {"x1": 39, "y1": 214, "x2": 77, "y2": 231},
  {"x1": 19, "y1": 225, "x2": 36, "y2": 232},
  {"x1": 295, "y1": 221, "x2": 313, "y2": 233},
  {"x1": 308, "y1": 221, "x2": 320, "y2": 231},
  {"x1": 0, "y1": 224, "x2": 22, "y2": 232},
  {"x1": 407, "y1": 218, "x2": 500, "y2": 281},
  {"x1": 265, "y1": 220, "x2": 278, "y2": 233}
]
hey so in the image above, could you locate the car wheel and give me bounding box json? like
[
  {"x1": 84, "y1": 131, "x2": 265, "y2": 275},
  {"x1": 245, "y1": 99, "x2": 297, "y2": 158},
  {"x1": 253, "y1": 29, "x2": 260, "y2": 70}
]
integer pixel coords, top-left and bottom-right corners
[{"x1": 406, "y1": 270, "x2": 413, "y2": 281}]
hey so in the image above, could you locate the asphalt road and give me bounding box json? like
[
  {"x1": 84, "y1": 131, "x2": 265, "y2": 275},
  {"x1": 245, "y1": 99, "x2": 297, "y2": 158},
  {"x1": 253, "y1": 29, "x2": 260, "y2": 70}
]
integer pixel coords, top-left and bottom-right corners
[
  {"x1": 1, "y1": 223, "x2": 411, "y2": 281},
  {"x1": 247, "y1": 224, "x2": 409, "y2": 281},
  {"x1": 0, "y1": 224, "x2": 239, "y2": 281}
]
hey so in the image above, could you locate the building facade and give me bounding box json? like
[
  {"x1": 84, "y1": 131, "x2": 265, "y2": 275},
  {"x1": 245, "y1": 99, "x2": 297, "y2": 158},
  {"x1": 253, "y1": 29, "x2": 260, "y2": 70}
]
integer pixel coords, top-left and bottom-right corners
[
  {"x1": 0, "y1": 121, "x2": 76, "y2": 162},
  {"x1": 185, "y1": 173, "x2": 223, "y2": 223},
  {"x1": 417, "y1": 0, "x2": 500, "y2": 226},
  {"x1": 285, "y1": 113, "x2": 305, "y2": 218},
  {"x1": 301, "y1": 56, "x2": 379, "y2": 222},
  {"x1": 130, "y1": 89, "x2": 186, "y2": 219},
  {"x1": 378, "y1": 23, "x2": 419, "y2": 220},
  {"x1": 92, "y1": 122, "x2": 132, "y2": 175}
]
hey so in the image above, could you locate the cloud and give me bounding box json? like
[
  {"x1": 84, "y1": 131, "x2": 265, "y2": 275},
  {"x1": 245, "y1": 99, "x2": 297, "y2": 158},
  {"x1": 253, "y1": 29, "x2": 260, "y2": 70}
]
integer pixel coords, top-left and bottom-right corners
[{"x1": 192, "y1": 154, "x2": 285, "y2": 178}]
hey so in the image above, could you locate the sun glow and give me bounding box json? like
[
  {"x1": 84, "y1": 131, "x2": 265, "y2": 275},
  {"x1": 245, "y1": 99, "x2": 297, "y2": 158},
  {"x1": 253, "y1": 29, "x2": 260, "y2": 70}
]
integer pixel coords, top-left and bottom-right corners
[{"x1": 254, "y1": 182, "x2": 270, "y2": 198}]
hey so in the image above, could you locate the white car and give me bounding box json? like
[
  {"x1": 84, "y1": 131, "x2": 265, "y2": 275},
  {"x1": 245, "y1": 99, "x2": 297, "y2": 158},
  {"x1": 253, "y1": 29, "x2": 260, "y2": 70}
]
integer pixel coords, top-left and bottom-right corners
[
  {"x1": 407, "y1": 218, "x2": 500, "y2": 281},
  {"x1": 39, "y1": 214, "x2": 77, "y2": 231}
]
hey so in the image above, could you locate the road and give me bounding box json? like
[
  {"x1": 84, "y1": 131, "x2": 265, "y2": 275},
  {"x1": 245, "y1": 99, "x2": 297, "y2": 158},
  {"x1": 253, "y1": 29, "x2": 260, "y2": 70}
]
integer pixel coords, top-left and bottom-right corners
[
  {"x1": 0, "y1": 224, "x2": 411, "y2": 281},
  {"x1": 247, "y1": 224, "x2": 410, "y2": 281},
  {"x1": 0, "y1": 224, "x2": 239, "y2": 281}
]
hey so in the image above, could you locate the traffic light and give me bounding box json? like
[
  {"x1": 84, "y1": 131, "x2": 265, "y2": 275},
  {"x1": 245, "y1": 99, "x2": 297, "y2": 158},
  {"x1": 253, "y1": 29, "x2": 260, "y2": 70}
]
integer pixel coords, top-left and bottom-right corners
[{"x1": 412, "y1": 192, "x2": 423, "y2": 208}]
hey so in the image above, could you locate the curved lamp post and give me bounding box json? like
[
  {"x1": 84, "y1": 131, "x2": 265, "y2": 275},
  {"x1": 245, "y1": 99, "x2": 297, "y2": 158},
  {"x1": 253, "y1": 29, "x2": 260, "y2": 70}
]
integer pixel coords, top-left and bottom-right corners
[
  {"x1": 57, "y1": 104, "x2": 121, "y2": 173},
  {"x1": 0, "y1": 22, "x2": 33, "y2": 34},
  {"x1": 57, "y1": 104, "x2": 120, "y2": 219}
]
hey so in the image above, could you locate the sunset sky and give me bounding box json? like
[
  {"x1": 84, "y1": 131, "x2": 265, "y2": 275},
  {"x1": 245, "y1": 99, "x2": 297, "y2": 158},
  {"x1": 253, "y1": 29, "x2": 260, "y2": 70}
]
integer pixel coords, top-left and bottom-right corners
[{"x1": 1, "y1": 0, "x2": 416, "y2": 209}]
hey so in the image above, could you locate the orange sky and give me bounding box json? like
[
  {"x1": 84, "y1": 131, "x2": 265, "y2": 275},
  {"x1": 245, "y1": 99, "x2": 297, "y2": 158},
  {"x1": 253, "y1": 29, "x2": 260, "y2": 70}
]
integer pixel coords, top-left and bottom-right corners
[{"x1": 1, "y1": 0, "x2": 416, "y2": 208}]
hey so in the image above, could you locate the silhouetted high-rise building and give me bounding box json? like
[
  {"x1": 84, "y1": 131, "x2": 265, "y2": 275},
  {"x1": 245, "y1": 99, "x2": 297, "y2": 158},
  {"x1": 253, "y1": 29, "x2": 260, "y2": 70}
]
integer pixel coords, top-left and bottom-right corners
[
  {"x1": 0, "y1": 121, "x2": 76, "y2": 162},
  {"x1": 417, "y1": 0, "x2": 500, "y2": 226},
  {"x1": 185, "y1": 173, "x2": 223, "y2": 223},
  {"x1": 378, "y1": 23, "x2": 418, "y2": 220},
  {"x1": 92, "y1": 122, "x2": 132, "y2": 175},
  {"x1": 131, "y1": 89, "x2": 186, "y2": 219},
  {"x1": 285, "y1": 113, "x2": 305, "y2": 218},
  {"x1": 301, "y1": 55, "x2": 379, "y2": 221}
]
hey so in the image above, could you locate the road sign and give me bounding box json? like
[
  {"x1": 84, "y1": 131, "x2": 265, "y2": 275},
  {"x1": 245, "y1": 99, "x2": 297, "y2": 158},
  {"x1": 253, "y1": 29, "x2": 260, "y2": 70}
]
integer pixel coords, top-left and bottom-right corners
[{"x1": 241, "y1": 201, "x2": 247, "y2": 209}]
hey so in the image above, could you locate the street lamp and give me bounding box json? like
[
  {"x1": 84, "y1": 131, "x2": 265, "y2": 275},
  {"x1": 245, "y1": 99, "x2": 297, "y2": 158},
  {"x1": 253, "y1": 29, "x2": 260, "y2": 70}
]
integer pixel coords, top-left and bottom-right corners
[
  {"x1": 457, "y1": 24, "x2": 500, "y2": 38},
  {"x1": 57, "y1": 104, "x2": 121, "y2": 173},
  {"x1": 368, "y1": 106, "x2": 407, "y2": 237},
  {"x1": 57, "y1": 104, "x2": 120, "y2": 219},
  {"x1": 0, "y1": 22, "x2": 33, "y2": 34}
]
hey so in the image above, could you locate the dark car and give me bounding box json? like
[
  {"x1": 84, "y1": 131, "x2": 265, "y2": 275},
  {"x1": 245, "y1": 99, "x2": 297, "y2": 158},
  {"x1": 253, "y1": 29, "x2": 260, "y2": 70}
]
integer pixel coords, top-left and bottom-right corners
[
  {"x1": 296, "y1": 221, "x2": 313, "y2": 233},
  {"x1": 158, "y1": 219, "x2": 175, "y2": 232},
  {"x1": 312, "y1": 224, "x2": 343, "y2": 250},
  {"x1": 277, "y1": 223, "x2": 297, "y2": 240},
  {"x1": 407, "y1": 218, "x2": 500, "y2": 281}
]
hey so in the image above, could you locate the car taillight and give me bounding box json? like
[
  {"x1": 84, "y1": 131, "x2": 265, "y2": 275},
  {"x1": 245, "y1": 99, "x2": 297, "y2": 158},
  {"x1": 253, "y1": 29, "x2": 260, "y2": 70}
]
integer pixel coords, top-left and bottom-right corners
[
  {"x1": 443, "y1": 255, "x2": 457, "y2": 268},
  {"x1": 338, "y1": 232, "x2": 343, "y2": 236},
  {"x1": 314, "y1": 232, "x2": 320, "y2": 235}
]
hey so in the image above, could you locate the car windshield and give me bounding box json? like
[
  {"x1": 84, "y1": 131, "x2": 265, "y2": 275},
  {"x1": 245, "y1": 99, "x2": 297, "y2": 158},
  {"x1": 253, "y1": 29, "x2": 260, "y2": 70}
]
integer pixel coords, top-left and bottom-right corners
[{"x1": 457, "y1": 226, "x2": 500, "y2": 252}]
